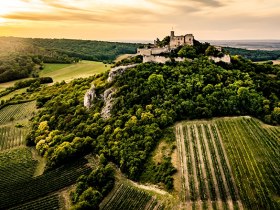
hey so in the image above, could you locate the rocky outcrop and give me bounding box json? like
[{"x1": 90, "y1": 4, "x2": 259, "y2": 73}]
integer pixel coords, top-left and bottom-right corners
[
  {"x1": 101, "y1": 87, "x2": 116, "y2": 119},
  {"x1": 107, "y1": 64, "x2": 139, "y2": 83},
  {"x1": 84, "y1": 84, "x2": 96, "y2": 108}
]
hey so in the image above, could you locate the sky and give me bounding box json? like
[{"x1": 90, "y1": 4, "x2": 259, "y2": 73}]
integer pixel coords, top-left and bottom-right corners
[{"x1": 0, "y1": 0, "x2": 279, "y2": 41}]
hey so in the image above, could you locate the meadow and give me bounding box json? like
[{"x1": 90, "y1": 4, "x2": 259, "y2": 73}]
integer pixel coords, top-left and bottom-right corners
[{"x1": 39, "y1": 60, "x2": 111, "y2": 83}]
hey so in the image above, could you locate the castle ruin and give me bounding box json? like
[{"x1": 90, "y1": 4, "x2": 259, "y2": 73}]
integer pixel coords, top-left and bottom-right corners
[
  {"x1": 169, "y1": 31, "x2": 194, "y2": 49},
  {"x1": 137, "y1": 31, "x2": 194, "y2": 56}
]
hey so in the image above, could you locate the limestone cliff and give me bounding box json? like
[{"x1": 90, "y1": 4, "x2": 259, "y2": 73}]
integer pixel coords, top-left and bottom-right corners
[
  {"x1": 84, "y1": 84, "x2": 96, "y2": 108},
  {"x1": 107, "y1": 64, "x2": 139, "y2": 83},
  {"x1": 101, "y1": 87, "x2": 116, "y2": 119}
]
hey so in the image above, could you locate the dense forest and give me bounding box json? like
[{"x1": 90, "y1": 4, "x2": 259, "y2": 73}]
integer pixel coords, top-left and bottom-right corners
[
  {"x1": 13, "y1": 48, "x2": 277, "y2": 208},
  {"x1": 225, "y1": 47, "x2": 280, "y2": 61},
  {"x1": 28, "y1": 38, "x2": 140, "y2": 62}
]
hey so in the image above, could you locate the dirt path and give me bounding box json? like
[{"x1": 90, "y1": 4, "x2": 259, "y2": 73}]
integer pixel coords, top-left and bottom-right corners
[
  {"x1": 208, "y1": 124, "x2": 234, "y2": 210},
  {"x1": 175, "y1": 124, "x2": 191, "y2": 209},
  {"x1": 214, "y1": 124, "x2": 244, "y2": 210},
  {"x1": 187, "y1": 125, "x2": 202, "y2": 210},
  {"x1": 31, "y1": 147, "x2": 46, "y2": 177},
  {"x1": 194, "y1": 125, "x2": 213, "y2": 210},
  {"x1": 201, "y1": 125, "x2": 223, "y2": 210}
]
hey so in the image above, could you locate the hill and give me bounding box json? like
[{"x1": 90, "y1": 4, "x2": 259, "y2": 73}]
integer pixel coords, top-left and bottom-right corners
[
  {"x1": 0, "y1": 37, "x2": 140, "y2": 83},
  {"x1": 0, "y1": 41, "x2": 279, "y2": 209},
  {"x1": 224, "y1": 47, "x2": 280, "y2": 62}
]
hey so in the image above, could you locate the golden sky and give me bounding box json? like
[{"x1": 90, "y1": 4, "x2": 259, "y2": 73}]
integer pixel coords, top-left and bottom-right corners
[{"x1": 0, "y1": 0, "x2": 279, "y2": 41}]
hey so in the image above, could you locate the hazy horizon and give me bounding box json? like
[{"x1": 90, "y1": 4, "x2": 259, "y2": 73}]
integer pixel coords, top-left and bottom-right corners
[{"x1": 0, "y1": 0, "x2": 279, "y2": 41}]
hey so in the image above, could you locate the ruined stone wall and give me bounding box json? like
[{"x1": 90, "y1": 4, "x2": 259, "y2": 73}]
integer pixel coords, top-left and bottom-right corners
[
  {"x1": 143, "y1": 56, "x2": 190, "y2": 64},
  {"x1": 143, "y1": 55, "x2": 170, "y2": 63},
  {"x1": 137, "y1": 47, "x2": 169, "y2": 56},
  {"x1": 137, "y1": 49, "x2": 152, "y2": 56},
  {"x1": 209, "y1": 54, "x2": 231, "y2": 63},
  {"x1": 151, "y1": 47, "x2": 169, "y2": 55}
]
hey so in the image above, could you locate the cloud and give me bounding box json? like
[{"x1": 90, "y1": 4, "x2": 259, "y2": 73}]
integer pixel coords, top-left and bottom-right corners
[
  {"x1": 41, "y1": 0, "x2": 91, "y2": 12},
  {"x1": 190, "y1": 0, "x2": 224, "y2": 7},
  {"x1": 147, "y1": 0, "x2": 224, "y2": 8},
  {"x1": 2, "y1": 7, "x2": 157, "y2": 24}
]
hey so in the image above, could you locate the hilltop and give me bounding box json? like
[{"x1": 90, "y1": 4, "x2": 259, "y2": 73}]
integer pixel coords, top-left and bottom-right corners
[{"x1": 0, "y1": 34, "x2": 279, "y2": 210}]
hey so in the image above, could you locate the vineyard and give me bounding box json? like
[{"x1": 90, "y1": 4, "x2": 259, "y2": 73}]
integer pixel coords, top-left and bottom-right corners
[
  {"x1": 0, "y1": 101, "x2": 36, "y2": 124},
  {"x1": 0, "y1": 147, "x2": 38, "y2": 188},
  {"x1": 175, "y1": 116, "x2": 280, "y2": 210},
  {"x1": 0, "y1": 125, "x2": 28, "y2": 151},
  {"x1": 100, "y1": 183, "x2": 164, "y2": 210},
  {"x1": 8, "y1": 194, "x2": 60, "y2": 210},
  {"x1": 217, "y1": 117, "x2": 280, "y2": 210},
  {"x1": 0, "y1": 150, "x2": 91, "y2": 210}
]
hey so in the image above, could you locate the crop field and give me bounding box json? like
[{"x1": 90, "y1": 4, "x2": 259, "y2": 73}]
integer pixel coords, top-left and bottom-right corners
[
  {"x1": 100, "y1": 183, "x2": 164, "y2": 210},
  {"x1": 0, "y1": 101, "x2": 36, "y2": 124},
  {"x1": 9, "y1": 193, "x2": 60, "y2": 210},
  {"x1": 0, "y1": 147, "x2": 38, "y2": 188},
  {"x1": 175, "y1": 116, "x2": 279, "y2": 210},
  {"x1": 0, "y1": 156, "x2": 91, "y2": 209},
  {"x1": 40, "y1": 60, "x2": 111, "y2": 83},
  {"x1": 0, "y1": 125, "x2": 28, "y2": 151}
]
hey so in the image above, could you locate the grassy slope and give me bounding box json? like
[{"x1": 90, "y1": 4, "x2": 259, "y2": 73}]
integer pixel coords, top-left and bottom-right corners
[
  {"x1": 0, "y1": 78, "x2": 30, "y2": 91},
  {"x1": 39, "y1": 60, "x2": 111, "y2": 83},
  {"x1": 0, "y1": 88, "x2": 27, "y2": 101}
]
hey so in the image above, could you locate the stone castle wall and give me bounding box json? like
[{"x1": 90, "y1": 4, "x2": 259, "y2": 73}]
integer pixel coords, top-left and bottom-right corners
[
  {"x1": 143, "y1": 55, "x2": 190, "y2": 64},
  {"x1": 209, "y1": 54, "x2": 231, "y2": 63}
]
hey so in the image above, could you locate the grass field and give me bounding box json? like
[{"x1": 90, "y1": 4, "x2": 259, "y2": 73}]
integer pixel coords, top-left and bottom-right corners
[
  {"x1": 114, "y1": 54, "x2": 135, "y2": 63},
  {"x1": 0, "y1": 88, "x2": 28, "y2": 101},
  {"x1": 175, "y1": 116, "x2": 280, "y2": 210},
  {"x1": 0, "y1": 78, "x2": 30, "y2": 91},
  {"x1": 0, "y1": 60, "x2": 110, "y2": 92},
  {"x1": 40, "y1": 60, "x2": 111, "y2": 83}
]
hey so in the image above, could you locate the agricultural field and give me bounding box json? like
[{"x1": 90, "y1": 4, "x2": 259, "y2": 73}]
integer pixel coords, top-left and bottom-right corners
[
  {"x1": 9, "y1": 193, "x2": 60, "y2": 210},
  {"x1": 0, "y1": 155, "x2": 91, "y2": 209},
  {"x1": 0, "y1": 125, "x2": 28, "y2": 151},
  {"x1": 40, "y1": 60, "x2": 111, "y2": 83},
  {"x1": 0, "y1": 147, "x2": 38, "y2": 188},
  {"x1": 0, "y1": 101, "x2": 36, "y2": 125},
  {"x1": 0, "y1": 101, "x2": 37, "y2": 151},
  {"x1": 175, "y1": 116, "x2": 280, "y2": 210},
  {"x1": 100, "y1": 183, "x2": 164, "y2": 210}
]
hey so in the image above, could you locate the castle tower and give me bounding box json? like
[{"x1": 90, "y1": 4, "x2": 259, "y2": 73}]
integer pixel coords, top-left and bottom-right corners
[{"x1": 170, "y1": 31, "x2": 174, "y2": 38}]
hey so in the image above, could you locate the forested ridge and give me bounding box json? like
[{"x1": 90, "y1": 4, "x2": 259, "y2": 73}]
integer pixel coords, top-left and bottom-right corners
[
  {"x1": 18, "y1": 51, "x2": 280, "y2": 208},
  {"x1": 225, "y1": 47, "x2": 280, "y2": 61},
  {"x1": 0, "y1": 37, "x2": 140, "y2": 83}
]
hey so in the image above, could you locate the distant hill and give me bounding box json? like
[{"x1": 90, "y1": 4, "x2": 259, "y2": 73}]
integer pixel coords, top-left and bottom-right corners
[
  {"x1": 0, "y1": 37, "x2": 140, "y2": 83},
  {"x1": 206, "y1": 40, "x2": 280, "y2": 61}
]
